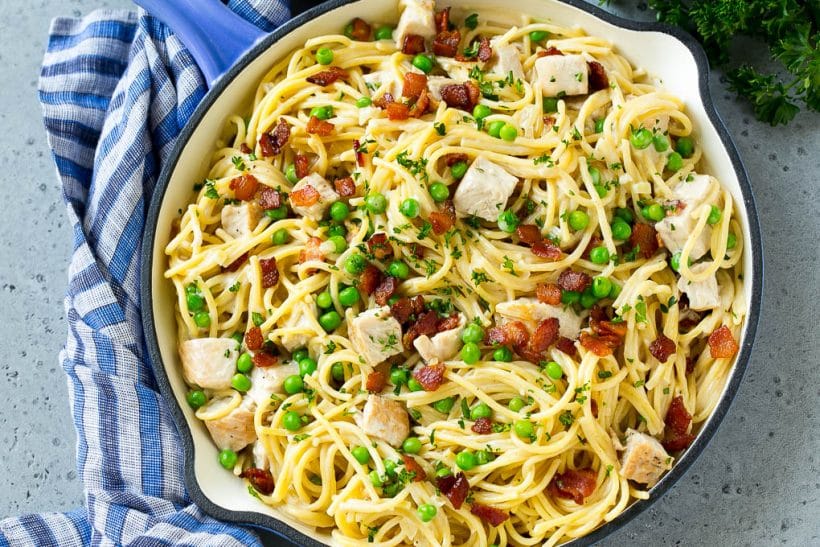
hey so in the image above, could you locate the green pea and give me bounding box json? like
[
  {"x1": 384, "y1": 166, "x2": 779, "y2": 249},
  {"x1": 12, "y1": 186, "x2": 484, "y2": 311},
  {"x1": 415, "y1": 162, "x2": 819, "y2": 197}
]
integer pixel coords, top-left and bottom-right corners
[
  {"x1": 641, "y1": 203, "x2": 666, "y2": 222},
  {"x1": 283, "y1": 411, "x2": 302, "y2": 431},
  {"x1": 580, "y1": 288, "x2": 598, "y2": 309},
  {"x1": 185, "y1": 283, "x2": 199, "y2": 295},
  {"x1": 272, "y1": 228, "x2": 290, "y2": 245},
  {"x1": 589, "y1": 246, "x2": 610, "y2": 264},
  {"x1": 356, "y1": 96, "x2": 372, "y2": 108},
  {"x1": 230, "y1": 332, "x2": 244, "y2": 346},
  {"x1": 186, "y1": 293, "x2": 204, "y2": 312},
  {"x1": 429, "y1": 182, "x2": 449, "y2": 202},
  {"x1": 218, "y1": 449, "x2": 238, "y2": 469},
  {"x1": 402, "y1": 437, "x2": 422, "y2": 454},
  {"x1": 588, "y1": 166, "x2": 601, "y2": 186},
  {"x1": 387, "y1": 260, "x2": 410, "y2": 279},
  {"x1": 399, "y1": 198, "x2": 420, "y2": 218},
  {"x1": 236, "y1": 352, "x2": 253, "y2": 373},
  {"x1": 432, "y1": 397, "x2": 455, "y2": 413},
  {"x1": 592, "y1": 276, "x2": 613, "y2": 299},
  {"x1": 542, "y1": 97, "x2": 559, "y2": 114},
  {"x1": 329, "y1": 235, "x2": 348, "y2": 254},
  {"x1": 193, "y1": 311, "x2": 211, "y2": 329},
  {"x1": 666, "y1": 151, "x2": 683, "y2": 171},
  {"x1": 316, "y1": 47, "x2": 334, "y2": 65},
  {"x1": 327, "y1": 223, "x2": 347, "y2": 238},
  {"x1": 344, "y1": 253, "x2": 367, "y2": 275},
  {"x1": 493, "y1": 346, "x2": 513, "y2": 362},
  {"x1": 487, "y1": 120, "x2": 506, "y2": 137},
  {"x1": 352, "y1": 446, "x2": 371, "y2": 465},
  {"x1": 630, "y1": 127, "x2": 653, "y2": 149},
  {"x1": 317, "y1": 291, "x2": 333, "y2": 309},
  {"x1": 653, "y1": 133, "x2": 669, "y2": 152},
  {"x1": 508, "y1": 396, "x2": 525, "y2": 412},
  {"x1": 365, "y1": 192, "x2": 387, "y2": 214},
  {"x1": 727, "y1": 232, "x2": 737, "y2": 250},
  {"x1": 594, "y1": 118, "x2": 605, "y2": 133},
  {"x1": 451, "y1": 161, "x2": 468, "y2": 179},
  {"x1": 435, "y1": 467, "x2": 452, "y2": 478},
  {"x1": 383, "y1": 459, "x2": 397, "y2": 477},
  {"x1": 285, "y1": 163, "x2": 299, "y2": 183},
  {"x1": 390, "y1": 368, "x2": 408, "y2": 386},
  {"x1": 232, "y1": 373, "x2": 251, "y2": 392},
  {"x1": 319, "y1": 310, "x2": 342, "y2": 332},
  {"x1": 309, "y1": 105, "x2": 333, "y2": 120},
  {"x1": 283, "y1": 374, "x2": 304, "y2": 395},
  {"x1": 707, "y1": 205, "x2": 722, "y2": 225},
  {"x1": 461, "y1": 342, "x2": 480, "y2": 364},
  {"x1": 338, "y1": 286, "x2": 360, "y2": 307},
  {"x1": 529, "y1": 30, "x2": 549, "y2": 42},
  {"x1": 470, "y1": 402, "x2": 492, "y2": 420},
  {"x1": 374, "y1": 25, "x2": 393, "y2": 40},
  {"x1": 475, "y1": 449, "x2": 492, "y2": 465},
  {"x1": 461, "y1": 323, "x2": 484, "y2": 344},
  {"x1": 417, "y1": 503, "x2": 437, "y2": 522},
  {"x1": 670, "y1": 251, "x2": 692, "y2": 272},
  {"x1": 514, "y1": 419, "x2": 534, "y2": 440},
  {"x1": 343, "y1": 22, "x2": 354, "y2": 39},
  {"x1": 609, "y1": 282, "x2": 622, "y2": 299},
  {"x1": 412, "y1": 54, "x2": 434, "y2": 74},
  {"x1": 408, "y1": 378, "x2": 424, "y2": 392},
  {"x1": 186, "y1": 390, "x2": 206, "y2": 409},
  {"x1": 293, "y1": 348, "x2": 309, "y2": 363},
  {"x1": 499, "y1": 123, "x2": 518, "y2": 142},
  {"x1": 387, "y1": 295, "x2": 400, "y2": 306},
  {"x1": 611, "y1": 219, "x2": 632, "y2": 241},
  {"x1": 265, "y1": 205, "x2": 288, "y2": 220},
  {"x1": 473, "y1": 104, "x2": 491, "y2": 120},
  {"x1": 299, "y1": 357, "x2": 318, "y2": 377},
  {"x1": 614, "y1": 207, "x2": 634, "y2": 224},
  {"x1": 676, "y1": 136, "x2": 694, "y2": 158},
  {"x1": 568, "y1": 210, "x2": 589, "y2": 231},
  {"x1": 594, "y1": 183, "x2": 608, "y2": 198},
  {"x1": 329, "y1": 201, "x2": 349, "y2": 222},
  {"x1": 369, "y1": 469, "x2": 383, "y2": 487},
  {"x1": 456, "y1": 451, "x2": 476, "y2": 471},
  {"x1": 331, "y1": 362, "x2": 345, "y2": 382},
  {"x1": 497, "y1": 209, "x2": 519, "y2": 233},
  {"x1": 561, "y1": 290, "x2": 580, "y2": 305}
]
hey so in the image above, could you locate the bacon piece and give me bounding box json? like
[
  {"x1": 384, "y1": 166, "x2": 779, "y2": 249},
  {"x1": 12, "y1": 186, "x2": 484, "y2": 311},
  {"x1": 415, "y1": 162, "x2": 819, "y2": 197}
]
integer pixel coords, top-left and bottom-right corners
[
  {"x1": 401, "y1": 455, "x2": 427, "y2": 482},
  {"x1": 259, "y1": 119, "x2": 291, "y2": 157},
  {"x1": 537, "y1": 46, "x2": 564, "y2": 57},
  {"x1": 437, "y1": 472, "x2": 469, "y2": 509},
  {"x1": 470, "y1": 503, "x2": 509, "y2": 527},
  {"x1": 579, "y1": 331, "x2": 618, "y2": 357},
  {"x1": 409, "y1": 89, "x2": 431, "y2": 118},
  {"x1": 259, "y1": 257, "x2": 279, "y2": 289},
  {"x1": 413, "y1": 363, "x2": 445, "y2": 391},
  {"x1": 306, "y1": 115, "x2": 334, "y2": 136},
  {"x1": 440, "y1": 82, "x2": 479, "y2": 111},
  {"x1": 373, "y1": 276, "x2": 398, "y2": 306},
  {"x1": 245, "y1": 326, "x2": 264, "y2": 351},
  {"x1": 389, "y1": 297, "x2": 413, "y2": 324},
  {"x1": 411, "y1": 295, "x2": 426, "y2": 315},
  {"x1": 367, "y1": 232, "x2": 393, "y2": 260},
  {"x1": 471, "y1": 417, "x2": 493, "y2": 434},
  {"x1": 477, "y1": 37, "x2": 493, "y2": 62},
  {"x1": 365, "y1": 371, "x2": 386, "y2": 393},
  {"x1": 558, "y1": 270, "x2": 592, "y2": 293},
  {"x1": 536, "y1": 283, "x2": 562, "y2": 306},
  {"x1": 294, "y1": 153, "x2": 310, "y2": 179},
  {"x1": 353, "y1": 140, "x2": 366, "y2": 167},
  {"x1": 433, "y1": 30, "x2": 461, "y2": 57},
  {"x1": 373, "y1": 92, "x2": 394, "y2": 109},
  {"x1": 241, "y1": 467, "x2": 274, "y2": 495},
  {"x1": 299, "y1": 236, "x2": 325, "y2": 263},
  {"x1": 252, "y1": 352, "x2": 278, "y2": 368},
  {"x1": 239, "y1": 143, "x2": 252, "y2": 154},
  {"x1": 590, "y1": 399, "x2": 599, "y2": 418},
  {"x1": 595, "y1": 319, "x2": 628, "y2": 338},
  {"x1": 359, "y1": 264, "x2": 384, "y2": 296},
  {"x1": 257, "y1": 187, "x2": 281, "y2": 210},
  {"x1": 290, "y1": 184, "x2": 320, "y2": 207},
  {"x1": 555, "y1": 336, "x2": 577, "y2": 357},
  {"x1": 662, "y1": 396, "x2": 696, "y2": 451},
  {"x1": 486, "y1": 320, "x2": 529, "y2": 350},
  {"x1": 532, "y1": 240, "x2": 563, "y2": 260},
  {"x1": 224, "y1": 252, "x2": 249, "y2": 272},
  {"x1": 403, "y1": 311, "x2": 439, "y2": 346},
  {"x1": 349, "y1": 17, "x2": 371, "y2": 41},
  {"x1": 629, "y1": 223, "x2": 659, "y2": 259},
  {"x1": 708, "y1": 325, "x2": 739, "y2": 359},
  {"x1": 443, "y1": 153, "x2": 469, "y2": 167},
  {"x1": 386, "y1": 102, "x2": 411, "y2": 120},
  {"x1": 547, "y1": 469, "x2": 597, "y2": 504},
  {"x1": 334, "y1": 176, "x2": 356, "y2": 197},
  {"x1": 402, "y1": 34, "x2": 426, "y2": 54},
  {"x1": 530, "y1": 318, "x2": 560, "y2": 353},
  {"x1": 434, "y1": 7, "x2": 451, "y2": 33},
  {"x1": 436, "y1": 313, "x2": 460, "y2": 332},
  {"x1": 587, "y1": 61, "x2": 608, "y2": 91},
  {"x1": 429, "y1": 200, "x2": 456, "y2": 235},
  {"x1": 649, "y1": 334, "x2": 676, "y2": 362},
  {"x1": 515, "y1": 224, "x2": 541, "y2": 245},
  {"x1": 229, "y1": 174, "x2": 259, "y2": 201},
  {"x1": 306, "y1": 66, "x2": 348, "y2": 86},
  {"x1": 402, "y1": 72, "x2": 428, "y2": 100},
  {"x1": 543, "y1": 115, "x2": 556, "y2": 130}
]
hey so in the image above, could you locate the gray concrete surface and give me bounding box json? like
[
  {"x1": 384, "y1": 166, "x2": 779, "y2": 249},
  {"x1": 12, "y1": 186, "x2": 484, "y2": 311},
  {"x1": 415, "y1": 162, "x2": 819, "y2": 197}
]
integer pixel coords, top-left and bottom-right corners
[{"x1": 0, "y1": 0, "x2": 817, "y2": 545}]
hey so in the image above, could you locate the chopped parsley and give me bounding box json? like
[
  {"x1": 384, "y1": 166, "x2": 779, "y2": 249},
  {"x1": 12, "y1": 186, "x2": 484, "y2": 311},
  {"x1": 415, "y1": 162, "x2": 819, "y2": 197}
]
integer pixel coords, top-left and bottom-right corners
[
  {"x1": 251, "y1": 312, "x2": 265, "y2": 327},
  {"x1": 231, "y1": 156, "x2": 246, "y2": 171}
]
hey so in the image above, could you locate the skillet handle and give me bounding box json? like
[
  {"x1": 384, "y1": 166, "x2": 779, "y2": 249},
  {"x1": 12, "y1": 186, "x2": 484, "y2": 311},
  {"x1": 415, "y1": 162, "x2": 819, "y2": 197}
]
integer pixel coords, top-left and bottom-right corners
[{"x1": 133, "y1": 0, "x2": 265, "y2": 87}]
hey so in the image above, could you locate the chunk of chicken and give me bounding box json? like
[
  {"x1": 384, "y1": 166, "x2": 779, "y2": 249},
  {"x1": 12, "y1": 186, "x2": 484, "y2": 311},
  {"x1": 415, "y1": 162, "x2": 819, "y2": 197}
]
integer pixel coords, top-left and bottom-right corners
[
  {"x1": 619, "y1": 429, "x2": 672, "y2": 486},
  {"x1": 179, "y1": 338, "x2": 238, "y2": 390},
  {"x1": 289, "y1": 173, "x2": 340, "y2": 221},
  {"x1": 413, "y1": 315, "x2": 466, "y2": 364},
  {"x1": 394, "y1": 0, "x2": 437, "y2": 47},
  {"x1": 452, "y1": 156, "x2": 519, "y2": 221},
  {"x1": 535, "y1": 54, "x2": 589, "y2": 97},
  {"x1": 677, "y1": 263, "x2": 721, "y2": 311},
  {"x1": 278, "y1": 299, "x2": 318, "y2": 351},
  {"x1": 361, "y1": 395, "x2": 409, "y2": 447},
  {"x1": 348, "y1": 306, "x2": 404, "y2": 367},
  {"x1": 204, "y1": 398, "x2": 257, "y2": 453},
  {"x1": 247, "y1": 362, "x2": 299, "y2": 406},
  {"x1": 495, "y1": 297, "x2": 584, "y2": 339},
  {"x1": 656, "y1": 174, "x2": 715, "y2": 260},
  {"x1": 492, "y1": 43, "x2": 525, "y2": 81},
  {"x1": 221, "y1": 202, "x2": 260, "y2": 239}
]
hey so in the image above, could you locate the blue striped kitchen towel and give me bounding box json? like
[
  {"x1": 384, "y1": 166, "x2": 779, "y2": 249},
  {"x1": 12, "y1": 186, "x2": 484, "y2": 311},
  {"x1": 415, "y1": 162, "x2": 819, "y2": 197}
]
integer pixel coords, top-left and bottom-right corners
[{"x1": 0, "y1": 1, "x2": 290, "y2": 545}]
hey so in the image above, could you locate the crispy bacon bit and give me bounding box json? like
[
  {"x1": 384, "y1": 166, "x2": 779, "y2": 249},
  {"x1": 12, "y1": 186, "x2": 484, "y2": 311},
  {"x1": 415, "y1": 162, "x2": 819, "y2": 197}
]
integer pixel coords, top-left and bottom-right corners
[
  {"x1": 486, "y1": 320, "x2": 529, "y2": 350},
  {"x1": 629, "y1": 223, "x2": 659, "y2": 259},
  {"x1": 558, "y1": 270, "x2": 592, "y2": 293},
  {"x1": 411, "y1": 295, "x2": 426, "y2": 315},
  {"x1": 257, "y1": 187, "x2": 281, "y2": 210},
  {"x1": 590, "y1": 399, "x2": 599, "y2": 418},
  {"x1": 662, "y1": 396, "x2": 696, "y2": 451},
  {"x1": 290, "y1": 184, "x2": 320, "y2": 207},
  {"x1": 259, "y1": 119, "x2": 290, "y2": 157},
  {"x1": 294, "y1": 153, "x2": 310, "y2": 178},
  {"x1": 402, "y1": 34, "x2": 426, "y2": 55},
  {"x1": 349, "y1": 17, "x2": 371, "y2": 41},
  {"x1": 543, "y1": 115, "x2": 556, "y2": 129},
  {"x1": 245, "y1": 327, "x2": 264, "y2": 351},
  {"x1": 252, "y1": 352, "x2": 277, "y2": 368},
  {"x1": 365, "y1": 371, "x2": 386, "y2": 393},
  {"x1": 373, "y1": 276, "x2": 398, "y2": 306},
  {"x1": 596, "y1": 319, "x2": 628, "y2": 338},
  {"x1": 241, "y1": 467, "x2": 274, "y2": 495},
  {"x1": 532, "y1": 240, "x2": 563, "y2": 260},
  {"x1": 516, "y1": 224, "x2": 541, "y2": 245},
  {"x1": 530, "y1": 318, "x2": 560, "y2": 353},
  {"x1": 306, "y1": 66, "x2": 348, "y2": 86},
  {"x1": 389, "y1": 297, "x2": 413, "y2": 324},
  {"x1": 306, "y1": 115, "x2": 334, "y2": 136},
  {"x1": 477, "y1": 37, "x2": 493, "y2": 62},
  {"x1": 435, "y1": 7, "x2": 451, "y2": 33},
  {"x1": 709, "y1": 325, "x2": 739, "y2": 358},
  {"x1": 471, "y1": 417, "x2": 493, "y2": 434},
  {"x1": 409, "y1": 88, "x2": 432, "y2": 118},
  {"x1": 299, "y1": 236, "x2": 324, "y2": 263},
  {"x1": 367, "y1": 232, "x2": 393, "y2": 260},
  {"x1": 440, "y1": 82, "x2": 479, "y2": 111},
  {"x1": 555, "y1": 336, "x2": 577, "y2": 356},
  {"x1": 334, "y1": 176, "x2": 356, "y2": 197},
  {"x1": 579, "y1": 333, "x2": 616, "y2": 357},
  {"x1": 537, "y1": 46, "x2": 564, "y2": 57},
  {"x1": 401, "y1": 455, "x2": 427, "y2": 481},
  {"x1": 580, "y1": 317, "x2": 625, "y2": 357},
  {"x1": 353, "y1": 140, "x2": 366, "y2": 167},
  {"x1": 229, "y1": 174, "x2": 259, "y2": 201},
  {"x1": 547, "y1": 469, "x2": 597, "y2": 504},
  {"x1": 403, "y1": 311, "x2": 440, "y2": 346},
  {"x1": 429, "y1": 200, "x2": 456, "y2": 235},
  {"x1": 259, "y1": 257, "x2": 279, "y2": 289},
  {"x1": 413, "y1": 363, "x2": 445, "y2": 392},
  {"x1": 442, "y1": 154, "x2": 467, "y2": 168},
  {"x1": 402, "y1": 72, "x2": 428, "y2": 100},
  {"x1": 433, "y1": 30, "x2": 461, "y2": 56},
  {"x1": 470, "y1": 503, "x2": 509, "y2": 527},
  {"x1": 239, "y1": 143, "x2": 252, "y2": 154},
  {"x1": 437, "y1": 472, "x2": 469, "y2": 509},
  {"x1": 386, "y1": 102, "x2": 411, "y2": 120},
  {"x1": 224, "y1": 252, "x2": 249, "y2": 272},
  {"x1": 359, "y1": 264, "x2": 384, "y2": 296},
  {"x1": 587, "y1": 61, "x2": 608, "y2": 92},
  {"x1": 373, "y1": 92, "x2": 394, "y2": 109},
  {"x1": 536, "y1": 283, "x2": 562, "y2": 306},
  {"x1": 437, "y1": 313, "x2": 460, "y2": 332},
  {"x1": 649, "y1": 334, "x2": 676, "y2": 362}
]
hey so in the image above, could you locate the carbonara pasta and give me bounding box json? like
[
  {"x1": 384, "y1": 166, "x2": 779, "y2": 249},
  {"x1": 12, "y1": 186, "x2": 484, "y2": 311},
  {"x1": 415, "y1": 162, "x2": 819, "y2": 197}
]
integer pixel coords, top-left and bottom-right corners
[{"x1": 165, "y1": 1, "x2": 745, "y2": 545}]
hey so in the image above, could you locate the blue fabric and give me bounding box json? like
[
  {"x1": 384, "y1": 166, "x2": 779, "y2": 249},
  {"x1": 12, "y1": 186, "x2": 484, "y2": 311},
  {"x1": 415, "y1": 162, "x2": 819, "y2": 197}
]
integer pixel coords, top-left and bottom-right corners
[{"x1": 0, "y1": 2, "x2": 291, "y2": 545}]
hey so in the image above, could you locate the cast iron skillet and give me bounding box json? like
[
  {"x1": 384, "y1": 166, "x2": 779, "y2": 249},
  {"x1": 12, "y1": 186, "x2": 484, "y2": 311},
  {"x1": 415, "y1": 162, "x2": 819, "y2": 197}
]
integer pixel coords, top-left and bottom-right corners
[{"x1": 138, "y1": 0, "x2": 764, "y2": 545}]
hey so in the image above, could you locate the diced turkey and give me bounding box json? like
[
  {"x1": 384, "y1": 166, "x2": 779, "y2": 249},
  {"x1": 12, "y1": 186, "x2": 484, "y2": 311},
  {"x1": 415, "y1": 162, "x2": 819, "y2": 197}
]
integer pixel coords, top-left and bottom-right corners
[
  {"x1": 289, "y1": 173, "x2": 340, "y2": 221},
  {"x1": 656, "y1": 174, "x2": 715, "y2": 260},
  {"x1": 413, "y1": 315, "x2": 466, "y2": 364},
  {"x1": 348, "y1": 306, "x2": 404, "y2": 367},
  {"x1": 279, "y1": 299, "x2": 318, "y2": 351},
  {"x1": 452, "y1": 156, "x2": 518, "y2": 221},
  {"x1": 179, "y1": 338, "x2": 238, "y2": 390},
  {"x1": 221, "y1": 202, "x2": 260, "y2": 239},
  {"x1": 361, "y1": 395, "x2": 410, "y2": 447},
  {"x1": 247, "y1": 362, "x2": 299, "y2": 406},
  {"x1": 535, "y1": 54, "x2": 588, "y2": 97},
  {"x1": 677, "y1": 263, "x2": 721, "y2": 311},
  {"x1": 492, "y1": 43, "x2": 525, "y2": 81},
  {"x1": 394, "y1": 0, "x2": 437, "y2": 47},
  {"x1": 619, "y1": 429, "x2": 671, "y2": 486},
  {"x1": 204, "y1": 397, "x2": 257, "y2": 452}
]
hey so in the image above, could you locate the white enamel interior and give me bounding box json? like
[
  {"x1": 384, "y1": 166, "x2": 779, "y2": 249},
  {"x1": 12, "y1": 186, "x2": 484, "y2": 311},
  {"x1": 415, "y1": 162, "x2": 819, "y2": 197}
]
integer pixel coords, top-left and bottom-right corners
[{"x1": 148, "y1": 0, "x2": 757, "y2": 543}]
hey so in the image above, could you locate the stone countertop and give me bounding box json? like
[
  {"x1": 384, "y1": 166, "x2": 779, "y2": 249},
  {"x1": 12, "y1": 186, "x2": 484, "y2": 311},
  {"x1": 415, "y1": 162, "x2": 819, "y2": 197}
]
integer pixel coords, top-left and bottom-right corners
[{"x1": 0, "y1": 0, "x2": 817, "y2": 545}]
